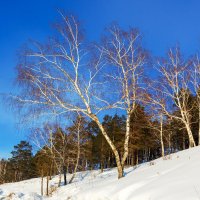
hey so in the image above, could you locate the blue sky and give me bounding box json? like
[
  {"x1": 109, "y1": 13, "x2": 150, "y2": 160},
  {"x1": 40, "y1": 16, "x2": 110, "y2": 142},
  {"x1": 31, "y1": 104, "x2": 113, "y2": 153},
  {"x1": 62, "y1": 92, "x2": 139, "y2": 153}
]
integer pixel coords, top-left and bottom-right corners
[{"x1": 1, "y1": 0, "x2": 200, "y2": 158}]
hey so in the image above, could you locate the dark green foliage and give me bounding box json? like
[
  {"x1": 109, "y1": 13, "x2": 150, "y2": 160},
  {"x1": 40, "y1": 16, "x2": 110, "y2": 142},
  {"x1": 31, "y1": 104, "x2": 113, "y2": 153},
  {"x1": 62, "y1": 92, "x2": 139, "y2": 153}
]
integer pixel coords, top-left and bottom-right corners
[{"x1": 5, "y1": 141, "x2": 36, "y2": 182}]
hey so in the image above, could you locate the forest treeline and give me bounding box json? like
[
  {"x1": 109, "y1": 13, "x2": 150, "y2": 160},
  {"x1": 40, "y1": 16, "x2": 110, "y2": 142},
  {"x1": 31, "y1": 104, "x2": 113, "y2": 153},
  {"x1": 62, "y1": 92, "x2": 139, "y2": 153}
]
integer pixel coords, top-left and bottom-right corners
[{"x1": 1, "y1": 99, "x2": 200, "y2": 186}]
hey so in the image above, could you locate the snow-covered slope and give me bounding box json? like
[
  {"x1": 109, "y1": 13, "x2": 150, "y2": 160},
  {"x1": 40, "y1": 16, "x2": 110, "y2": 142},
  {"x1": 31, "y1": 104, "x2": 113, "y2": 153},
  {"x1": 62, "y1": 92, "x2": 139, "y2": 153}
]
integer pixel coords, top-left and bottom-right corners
[{"x1": 1, "y1": 146, "x2": 200, "y2": 200}]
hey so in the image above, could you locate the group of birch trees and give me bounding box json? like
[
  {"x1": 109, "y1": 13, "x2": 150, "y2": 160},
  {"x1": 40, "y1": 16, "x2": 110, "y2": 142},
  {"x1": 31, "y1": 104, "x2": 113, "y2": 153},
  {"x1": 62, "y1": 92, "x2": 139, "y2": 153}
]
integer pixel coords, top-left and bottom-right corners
[{"x1": 10, "y1": 13, "x2": 200, "y2": 180}]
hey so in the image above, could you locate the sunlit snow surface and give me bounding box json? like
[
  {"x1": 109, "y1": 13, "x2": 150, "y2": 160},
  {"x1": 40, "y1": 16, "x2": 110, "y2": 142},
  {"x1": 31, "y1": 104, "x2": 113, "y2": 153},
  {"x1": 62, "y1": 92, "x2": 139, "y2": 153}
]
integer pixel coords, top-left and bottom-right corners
[{"x1": 1, "y1": 146, "x2": 200, "y2": 200}]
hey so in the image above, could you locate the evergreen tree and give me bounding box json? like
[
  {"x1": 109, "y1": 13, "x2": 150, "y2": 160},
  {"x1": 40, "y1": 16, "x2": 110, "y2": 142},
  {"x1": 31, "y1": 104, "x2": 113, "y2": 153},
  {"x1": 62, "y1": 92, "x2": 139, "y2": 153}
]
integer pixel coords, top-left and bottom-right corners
[{"x1": 9, "y1": 140, "x2": 35, "y2": 181}]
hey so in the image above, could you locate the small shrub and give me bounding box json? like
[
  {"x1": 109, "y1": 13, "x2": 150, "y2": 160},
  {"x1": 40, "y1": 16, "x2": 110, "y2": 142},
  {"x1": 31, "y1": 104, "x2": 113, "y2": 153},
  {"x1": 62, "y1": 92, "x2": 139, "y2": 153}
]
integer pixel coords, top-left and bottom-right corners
[
  {"x1": 49, "y1": 185, "x2": 58, "y2": 196},
  {"x1": 149, "y1": 161, "x2": 155, "y2": 166}
]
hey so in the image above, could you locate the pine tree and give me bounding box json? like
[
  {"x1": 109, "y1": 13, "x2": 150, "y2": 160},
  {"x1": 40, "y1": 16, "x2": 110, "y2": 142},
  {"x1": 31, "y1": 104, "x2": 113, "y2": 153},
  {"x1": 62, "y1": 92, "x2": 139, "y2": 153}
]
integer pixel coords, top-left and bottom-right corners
[{"x1": 9, "y1": 140, "x2": 35, "y2": 181}]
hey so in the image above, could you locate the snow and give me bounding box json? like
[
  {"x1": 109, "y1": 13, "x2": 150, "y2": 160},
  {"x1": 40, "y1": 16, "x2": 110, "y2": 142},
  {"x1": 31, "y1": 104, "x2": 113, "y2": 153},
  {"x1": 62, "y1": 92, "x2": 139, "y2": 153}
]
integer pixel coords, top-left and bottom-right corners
[{"x1": 1, "y1": 146, "x2": 200, "y2": 200}]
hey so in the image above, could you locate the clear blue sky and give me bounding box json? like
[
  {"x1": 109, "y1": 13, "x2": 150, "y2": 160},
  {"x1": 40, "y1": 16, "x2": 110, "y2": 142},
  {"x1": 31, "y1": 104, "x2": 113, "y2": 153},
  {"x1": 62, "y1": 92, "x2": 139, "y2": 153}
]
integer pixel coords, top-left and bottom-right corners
[{"x1": 1, "y1": 0, "x2": 200, "y2": 158}]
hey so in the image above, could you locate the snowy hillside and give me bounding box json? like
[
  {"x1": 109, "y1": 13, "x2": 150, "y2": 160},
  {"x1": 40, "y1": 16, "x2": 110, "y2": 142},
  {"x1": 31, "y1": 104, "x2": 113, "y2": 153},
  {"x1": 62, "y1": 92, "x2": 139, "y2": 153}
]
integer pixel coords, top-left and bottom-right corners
[{"x1": 1, "y1": 146, "x2": 200, "y2": 200}]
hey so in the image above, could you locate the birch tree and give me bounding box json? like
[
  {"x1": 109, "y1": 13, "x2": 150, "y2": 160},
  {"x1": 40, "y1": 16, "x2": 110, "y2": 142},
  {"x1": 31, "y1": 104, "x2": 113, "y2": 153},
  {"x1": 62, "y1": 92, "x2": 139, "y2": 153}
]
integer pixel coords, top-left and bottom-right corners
[
  {"x1": 154, "y1": 48, "x2": 196, "y2": 147},
  {"x1": 100, "y1": 25, "x2": 147, "y2": 170},
  {"x1": 147, "y1": 84, "x2": 168, "y2": 157},
  {"x1": 68, "y1": 115, "x2": 89, "y2": 183},
  {"x1": 150, "y1": 113, "x2": 165, "y2": 157},
  {"x1": 191, "y1": 55, "x2": 200, "y2": 145},
  {"x1": 32, "y1": 125, "x2": 70, "y2": 186}
]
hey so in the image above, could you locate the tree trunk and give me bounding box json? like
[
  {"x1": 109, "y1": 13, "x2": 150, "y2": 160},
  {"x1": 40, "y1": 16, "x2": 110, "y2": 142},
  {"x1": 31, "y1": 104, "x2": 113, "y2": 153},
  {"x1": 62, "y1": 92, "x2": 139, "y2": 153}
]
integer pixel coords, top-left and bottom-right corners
[
  {"x1": 148, "y1": 148, "x2": 151, "y2": 161},
  {"x1": 69, "y1": 131, "x2": 80, "y2": 184},
  {"x1": 128, "y1": 155, "x2": 131, "y2": 166},
  {"x1": 183, "y1": 132, "x2": 185, "y2": 150},
  {"x1": 15, "y1": 171, "x2": 17, "y2": 182},
  {"x1": 100, "y1": 138, "x2": 104, "y2": 173},
  {"x1": 49, "y1": 162, "x2": 52, "y2": 180},
  {"x1": 41, "y1": 169, "x2": 44, "y2": 196},
  {"x1": 63, "y1": 165, "x2": 67, "y2": 185},
  {"x1": 58, "y1": 171, "x2": 61, "y2": 187},
  {"x1": 100, "y1": 161, "x2": 104, "y2": 173},
  {"x1": 92, "y1": 115, "x2": 124, "y2": 178},
  {"x1": 46, "y1": 175, "x2": 49, "y2": 196},
  {"x1": 168, "y1": 132, "x2": 171, "y2": 154},
  {"x1": 179, "y1": 103, "x2": 196, "y2": 148},
  {"x1": 121, "y1": 113, "x2": 131, "y2": 169},
  {"x1": 131, "y1": 150, "x2": 134, "y2": 166},
  {"x1": 136, "y1": 150, "x2": 139, "y2": 165},
  {"x1": 161, "y1": 137, "x2": 165, "y2": 157},
  {"x1": 160, "y1": 114, "x2": 165, "y2": 157},
  {"x1": 185, "y1": 123, "x2": 196, "y2": 148},
  {"x1": 85, "y1": 159, "x2": 88, "y2": 171},
  {"x1": 108, "y1": 152, "x2": 111, "y2": 168}
]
